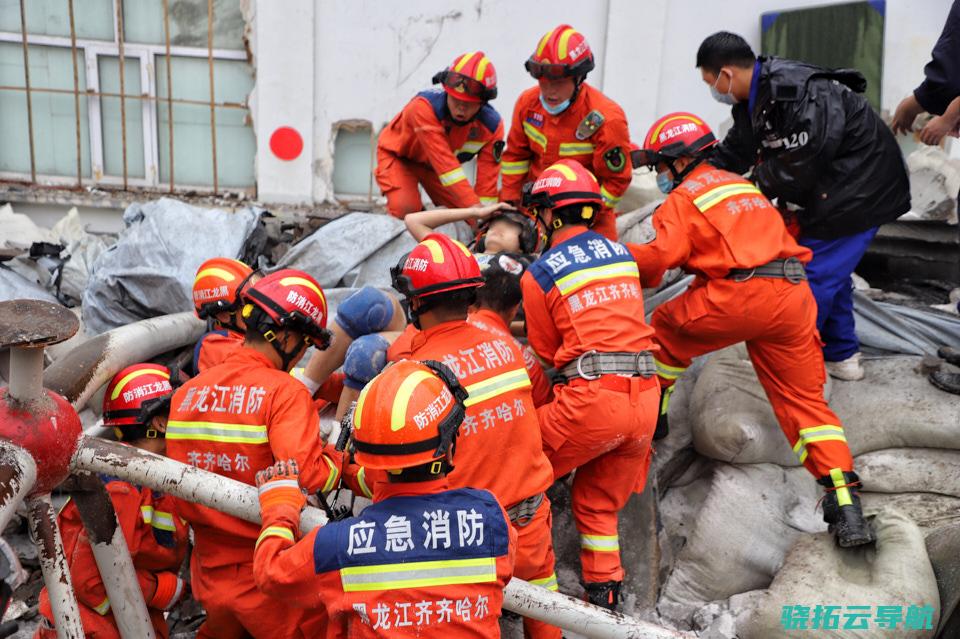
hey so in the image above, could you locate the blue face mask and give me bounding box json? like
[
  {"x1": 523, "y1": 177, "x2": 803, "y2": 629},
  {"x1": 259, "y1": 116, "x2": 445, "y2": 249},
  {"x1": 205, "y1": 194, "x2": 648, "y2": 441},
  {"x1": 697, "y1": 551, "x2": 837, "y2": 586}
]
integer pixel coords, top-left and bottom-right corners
[
  {"x1": 540, "y1": 94, "x2": 571, "y2": 115},
  {"x1": 656, "y1": 171, "x2": 675, "y2": 194}
]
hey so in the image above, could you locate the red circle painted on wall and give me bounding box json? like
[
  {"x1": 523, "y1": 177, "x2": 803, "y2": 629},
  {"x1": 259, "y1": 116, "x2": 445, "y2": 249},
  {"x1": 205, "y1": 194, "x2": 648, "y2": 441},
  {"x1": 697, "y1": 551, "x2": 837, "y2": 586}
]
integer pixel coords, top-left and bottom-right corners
[{"x1": 270, "y1": 126, "x2": 303, "y2": 161}]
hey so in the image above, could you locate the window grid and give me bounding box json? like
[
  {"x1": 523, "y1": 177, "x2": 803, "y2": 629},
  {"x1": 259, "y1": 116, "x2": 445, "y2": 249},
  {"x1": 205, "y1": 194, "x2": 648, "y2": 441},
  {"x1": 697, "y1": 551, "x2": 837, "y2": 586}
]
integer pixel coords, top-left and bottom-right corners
[{"x1": 0, "y1": 0, "x2": 250, "y2": 194}]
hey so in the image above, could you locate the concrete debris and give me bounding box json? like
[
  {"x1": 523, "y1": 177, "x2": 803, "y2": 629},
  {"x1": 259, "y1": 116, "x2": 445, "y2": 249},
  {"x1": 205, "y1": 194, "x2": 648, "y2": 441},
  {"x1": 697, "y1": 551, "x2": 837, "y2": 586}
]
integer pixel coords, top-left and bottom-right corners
[
  {"x1": 904, "y1": 146, "x2": 960, "y2": 225},
  {"x1": 615, "y1": 168, "x2": 662, "y2": 214}
]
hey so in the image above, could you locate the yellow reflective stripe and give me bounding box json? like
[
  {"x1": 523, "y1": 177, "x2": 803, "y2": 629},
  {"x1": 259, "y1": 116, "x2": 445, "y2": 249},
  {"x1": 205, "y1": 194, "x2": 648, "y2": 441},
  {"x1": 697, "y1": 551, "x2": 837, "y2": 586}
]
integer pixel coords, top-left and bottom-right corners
[
  {"x1": 501, "y1": 160, "x2": 530, "y2": 175},
  {"x1": 357, "y1": 467, "x2": 373, "y2": 498},
  {"x1": 110, "y1": 367, "x2": 169, "y2": 399},
  {"x1": 550, "y1": 162, "x2": 578, "y2": 180},
  {"x1": 581, "y1": 534, "x2": 620, "y2": 551},
  {"x1": 165, "y1": 420, "x2": 268, "y2": 444},
  {"x1": 391, "y1": 370, "x2": 435, "y2": 431},
  {"x1": 140, "y1": 505, "x2": 176, "y2": 532},
  {"x1": 792, "y1": 425, "x2": 846, "y2": 464},
  {"x1": 536, "y1": 30, "x2": 552, "y2": 57},
  {"x1": 529, "y1": 573, "x2": 559, "y2": 591},
  {"x1": 340, "y1": 557, "x2": 497, "y2": 592},
  {"x1": 463, "y1": 368, "x2": 531, "y2": 407},
  {"x1": 555, "y1": 261, "x2": 640, "y2": 296},
  {"x1": 456, "y1": 141, "x2": 485, "y2": 155},
  {"x1": 830, "y1": 467, "x2": 853, "y2": 507},
  {"x1": 692, "y1": 183, "x2": 762, "y2": 212},
  {"x1": 600, "y1": 185, "x2": 621, "y2": 206},
  {"x1": 439, "y1": 166, "x2": 468, "y2": 186},
  {"x1": 558, "y1": 142, "x2": 595, "y2": 156},
  {"x1": 660, "y1": 384, "x2": 676, "y2": 415},
  {"x1": 193, "y1": 266, "x2": 237, "y2": 285},
  {"x1": 523, "y1": 122, "x2": 547, "y2": 152},
  {"x1": 256, "y1": 525, "x2": 295, "y2": 549},
  {"x1": 479, "y1": 196, "x2": 498, "y2": 205},
  {"x1": 557, "y1": 27, "x2": 576, "y2": 59},
  {"x1": 654, "y1": 358, "x2": 687, "y2": 380},
  {"x1": 453, "y1": 51, "x2": 477, "y2": 73},
  {"x1": 92, "y1": 597, "x2": 111, "y2": 615},
  {"x1": 474, "y1": 56, "x2": 490, "y2": 82},
  {"x1": 279, "y1": 276, "x2": 323, "y2": 300},
  {"x1": 321, "y1": 455, "x2": 340, "y2": 493}
]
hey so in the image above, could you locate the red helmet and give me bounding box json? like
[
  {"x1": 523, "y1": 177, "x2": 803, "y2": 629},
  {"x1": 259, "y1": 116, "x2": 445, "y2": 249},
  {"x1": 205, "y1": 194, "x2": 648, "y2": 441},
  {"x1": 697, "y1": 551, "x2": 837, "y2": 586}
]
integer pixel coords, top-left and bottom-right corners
[
  {"x1": 633, "y1": 112, "x2": 717, "y2": 167},
  {"x1": 391, "y1": 234, "x2": 483, "y2": 300},
  {"x1": 351, "y1": 360, "x2": 467, "y2": 471},
  {"x1": 103, "y1": 364, "x2": 175, "y2": 440},
  {"x1": 522, "y1": 160, "x2": 602, "y2": 227},
  {"x1": 192, "y1": 257, "x2": 256, "y2": 320},
  {"x1": 475, "y1": 210, "x2": 548, "y2": 255},
  {"x1": 433, "y1": 51, "x2": 497, "y2": 103},
  {"x1": 525, "y1": 24, "x2": 595, "y2": 80},
  {"x1": 241, "y1": 269, "x2": 332, "y2": 350}
]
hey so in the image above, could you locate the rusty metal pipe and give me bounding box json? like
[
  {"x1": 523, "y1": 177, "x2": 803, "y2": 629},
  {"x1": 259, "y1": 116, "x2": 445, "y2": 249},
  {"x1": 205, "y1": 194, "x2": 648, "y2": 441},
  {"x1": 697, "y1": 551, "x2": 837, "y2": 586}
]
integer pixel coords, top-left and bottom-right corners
[
  {"x1": 69, "y1": 474, "x2": 156, "y2": 638},
  {"x1": 0, "y1": 440, "x2": 36, "y2": 533},
  {"x1": 43, "y1": 312, "x2": 205, "y2": 411},
  {"x1": 27, "y1": 494, "x2": 84, "y2": 639},
  {"x1": 8, "y1": 347, "x2": 44, "y2": 402},
  {"x1": 72, "y1": 438, "x2": 692, "y2": 638}
]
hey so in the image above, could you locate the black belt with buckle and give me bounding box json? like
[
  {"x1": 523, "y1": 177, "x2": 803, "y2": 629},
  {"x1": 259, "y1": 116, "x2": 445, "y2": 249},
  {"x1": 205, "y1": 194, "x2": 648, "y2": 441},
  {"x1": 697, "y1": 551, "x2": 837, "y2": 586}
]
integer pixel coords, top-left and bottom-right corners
[{"x1": 727, "y1": 257, "x2": 806, "y2": 284}]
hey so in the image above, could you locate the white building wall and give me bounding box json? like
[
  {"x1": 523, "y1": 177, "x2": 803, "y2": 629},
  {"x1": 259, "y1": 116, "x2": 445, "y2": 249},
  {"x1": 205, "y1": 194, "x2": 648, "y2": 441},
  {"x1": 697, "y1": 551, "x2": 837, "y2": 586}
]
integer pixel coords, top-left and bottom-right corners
[{"x1": 250, "y1": 0, "x2": 954, "y2": 206}]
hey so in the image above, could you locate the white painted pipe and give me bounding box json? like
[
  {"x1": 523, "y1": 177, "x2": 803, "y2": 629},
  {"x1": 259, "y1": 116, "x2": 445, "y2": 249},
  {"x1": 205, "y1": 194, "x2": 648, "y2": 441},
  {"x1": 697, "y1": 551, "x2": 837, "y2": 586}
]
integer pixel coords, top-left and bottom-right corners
[
  {"x1": 27, "y1": 494, "x2": 85, "y2": 639},
  {"x1": 71, "y1": 437, "x2": 692, "y2": 638},
  {"x1": 0, "y1": 440, "x2": 37, "y2": 533},
  {"x1": 43, "y1": 312, "x2": 205, "y2": 411}
]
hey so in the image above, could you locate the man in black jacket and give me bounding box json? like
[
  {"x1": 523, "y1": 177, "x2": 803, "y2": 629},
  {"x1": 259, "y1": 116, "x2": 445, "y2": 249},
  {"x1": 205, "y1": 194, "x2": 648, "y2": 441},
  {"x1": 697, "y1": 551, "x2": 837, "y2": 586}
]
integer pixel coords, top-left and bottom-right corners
[{"x1": 696, "y1": 32, "x2": 911, "y2": 381}]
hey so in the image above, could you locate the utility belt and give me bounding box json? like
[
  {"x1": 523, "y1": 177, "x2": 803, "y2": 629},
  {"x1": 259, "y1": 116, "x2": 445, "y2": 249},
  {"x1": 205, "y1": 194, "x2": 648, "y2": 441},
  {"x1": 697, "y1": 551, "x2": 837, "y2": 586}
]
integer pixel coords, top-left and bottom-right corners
[
  {"x1": 506, "y1": 492, "x2": 544, "y2": 526},
  {"x1": 727, "y1": 257, "x2": 806, "y2": 283},
  {"x1": 558, "y1": 350, "x2": 656, "y2": 383}
]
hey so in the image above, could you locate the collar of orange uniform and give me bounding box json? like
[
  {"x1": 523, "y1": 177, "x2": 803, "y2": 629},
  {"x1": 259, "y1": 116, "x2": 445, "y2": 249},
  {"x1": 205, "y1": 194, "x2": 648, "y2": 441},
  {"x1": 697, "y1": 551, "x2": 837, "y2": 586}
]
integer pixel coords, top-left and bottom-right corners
[
  {"x1": 373, "y1": 476, "x2": 451, "y2": 503},
  {"x1": 410, "y1": 318, "x2": 469, "y2": 351},
  {"x1": 221, "y1": 345, "x2": 278, "y2": 370},
  {"x1": 548, "y1": 224, "x2": 589, "y2": 248},
  {"x1": 468, "y1": 308, "x2": 508, "y2": 335}
]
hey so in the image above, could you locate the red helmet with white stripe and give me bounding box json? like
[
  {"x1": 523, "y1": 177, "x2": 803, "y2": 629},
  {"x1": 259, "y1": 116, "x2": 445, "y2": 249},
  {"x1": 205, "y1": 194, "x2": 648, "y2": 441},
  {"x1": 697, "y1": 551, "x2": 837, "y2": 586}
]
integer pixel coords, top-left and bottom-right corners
[
  {"x1": 103, "y1": 364, "x2": 175, "y2": 440},
  {"x1": 433, "y1": 51, "x2": 498, "y2": 103}
]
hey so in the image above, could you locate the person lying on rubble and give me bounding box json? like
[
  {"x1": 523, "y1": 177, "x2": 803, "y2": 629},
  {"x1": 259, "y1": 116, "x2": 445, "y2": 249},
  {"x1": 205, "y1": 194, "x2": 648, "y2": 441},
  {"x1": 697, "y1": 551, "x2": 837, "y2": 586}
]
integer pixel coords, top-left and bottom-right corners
[
  {"x1": 404, "y1": 202, "x2": 548, "y2": 257},
  {"x1": 166, "y1": 269, "x2": 342, "y2": 639},
  {"x1": 36, "y1": 364, "x2": 188, "y2": 639},
  {"x1": 629, "y1": 111, "x2": 875, "y2": 549},
  {"x1": 252, "y1": 360, "x2": 517, "y2": 637},
  {"x1": 376, "y1": 51, "x2": 504, "y2": 218},
  {"x1": 190, "y1": 257, "x2": 260, "y2": 375},
  {"x1": 519, "y1": 160, "x2": 659, "y2": 611}
]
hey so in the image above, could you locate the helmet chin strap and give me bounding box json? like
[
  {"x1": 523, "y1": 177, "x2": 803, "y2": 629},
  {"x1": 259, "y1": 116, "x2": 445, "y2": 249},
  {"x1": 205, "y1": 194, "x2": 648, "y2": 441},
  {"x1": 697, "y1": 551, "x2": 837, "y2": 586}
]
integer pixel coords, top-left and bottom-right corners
[
  {"x1": 266, "y1": 332, "x2": 303, "y2": 371},
  {"x1": 667, "y1": 156, "x2": 706, "y2": 189}
]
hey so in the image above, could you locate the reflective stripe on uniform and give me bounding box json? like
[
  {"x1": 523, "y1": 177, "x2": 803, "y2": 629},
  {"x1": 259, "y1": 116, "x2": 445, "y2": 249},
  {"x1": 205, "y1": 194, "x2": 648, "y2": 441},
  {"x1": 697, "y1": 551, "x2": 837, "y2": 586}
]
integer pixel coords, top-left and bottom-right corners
[
  {"x1": 555, "y1": 261, "x2": 640, "y2": 297},
  {"x1": 256, "y1": 525, "x2": 295, "y2": 549},
  {"x1": 523, "y1": 122, "x2": 548, "y2": 152},
  {"x1": 529, "y1": 573, "x2": 559, "y2": 591},
  {"x1": 654, "y1": 358, "x2": 687, "y2": 380},
  {"x1": 463, "y1": 368, "x2": 531, "y2": 407},
  {"x1": 580, "y1": 534, "x2": 620, "y2": 552},
  {"x1": 600, "y1": 185, "x2": 621, "y2": 207},
  {"x1": 501, "y1": 160, "x2": 530, "y2": 175},
  {"x1": 456, "y1": 141, "x2": 485, "y2": 156},
  {"x1": 340, "y1": 556, "x2": 497, "y2": 592},
  {"x1": 92, "y1": 597, "x2": 111, "y2": 615},
  {"x1": 479, "y1": 196, "x2": 498, "y2": 205},
  {"x1": 439, "y1": 166, "x2": 469, "y2": 187},
  {"x1": 321, "y1": 455, "x2": 340, "y2": 493},
  {"x1": 692, "y1": 183, "x2": 762, "y2": 212},
  {"x1": 165, "y1": 420, "x2": 269, "y2": 444},
  {"x1": 792, "y1": 425, "x2": 847, "y2": 464},
  {"x1": 558, "y1": 142, "x2": 595, "y2": 156},
  {"x1": 357, "y1": 467, "x2": 373, "y2": 498},
  {"x1": 830, "y1": 467, "x2": 853, "y2": 507},
  {"x1": 140, "y1": 505, "x2": 177, "y2": 532}
]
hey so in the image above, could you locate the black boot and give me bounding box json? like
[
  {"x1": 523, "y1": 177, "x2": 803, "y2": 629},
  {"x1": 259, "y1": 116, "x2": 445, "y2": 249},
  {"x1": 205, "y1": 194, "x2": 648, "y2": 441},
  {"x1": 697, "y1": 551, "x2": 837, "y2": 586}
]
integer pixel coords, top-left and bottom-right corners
[
  {"x1": 583, "y1": 580, "x2": 622, "y2": 611},
  {"x1": 817, "y1": 471, "x2": 876, "y2": 548},
  {"x1": 653, "y1": 410, "x2": 669, "y2": 441},
  {"x1": 929, "y1": 371, "x2": 960, "y2": 395},
  {"x1": 938, "y1": 346, "x2": 960, "y2": 366}
]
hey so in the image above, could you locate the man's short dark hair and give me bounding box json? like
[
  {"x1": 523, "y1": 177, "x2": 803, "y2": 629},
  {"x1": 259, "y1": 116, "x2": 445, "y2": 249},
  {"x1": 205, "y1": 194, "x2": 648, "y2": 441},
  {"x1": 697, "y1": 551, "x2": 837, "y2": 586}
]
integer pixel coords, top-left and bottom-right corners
[
  {"x1": 696, "y1": 31, "x2": 756, "y2": 73},
  {"x1": 475, "y1": 268, "x2": 522, "y2": 315},
  {"x1": 418, "y1": 287, "x2": 476, "y2": 317}
]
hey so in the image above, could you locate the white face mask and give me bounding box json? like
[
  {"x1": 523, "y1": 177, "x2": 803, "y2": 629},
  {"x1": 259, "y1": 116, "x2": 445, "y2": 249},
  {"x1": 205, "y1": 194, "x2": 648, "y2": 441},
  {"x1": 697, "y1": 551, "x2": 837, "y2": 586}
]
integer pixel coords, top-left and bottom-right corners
[{"x1": 710, "y1": 70, "x2": 738, "y2": 105}]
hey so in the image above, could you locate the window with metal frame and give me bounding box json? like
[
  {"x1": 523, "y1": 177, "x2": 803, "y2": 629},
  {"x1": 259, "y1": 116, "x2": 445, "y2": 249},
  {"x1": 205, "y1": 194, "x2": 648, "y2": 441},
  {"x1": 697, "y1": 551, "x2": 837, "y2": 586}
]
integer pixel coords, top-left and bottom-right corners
[{"x1": 0, "y1": 0, "x2": 254, "y2": 194}]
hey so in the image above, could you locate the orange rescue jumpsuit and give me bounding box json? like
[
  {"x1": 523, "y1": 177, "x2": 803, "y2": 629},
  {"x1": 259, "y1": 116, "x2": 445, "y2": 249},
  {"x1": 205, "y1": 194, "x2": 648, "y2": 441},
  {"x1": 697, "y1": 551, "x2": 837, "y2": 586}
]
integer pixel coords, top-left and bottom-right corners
[
  {"x1": 521, "y1": 227, "x2": 659, "y2": 584},
  {"x1": 376, "y1": 89, "x2": 504, "y2": 217},
  {"x1": 385, "y1": 320, "x2": 561, "y2": 639},
  {"x1": 166, "y1": 347, "x2": 342, "y2": 639},
  {"x1": 192, "y1": 328, "x2": 243, "y2": 374},
  {"x1": 627, "y1": 163, "x2": 854, "y2": 478},
  {"x1": 36, "y1": 480, "x2": 188, "y2": 639},
  {"x1": 500, "y1": 84, "x2": 633, "y2": 241},
  {"x1": 254, "y1": 478, "x2": 516, "y2": 638}
]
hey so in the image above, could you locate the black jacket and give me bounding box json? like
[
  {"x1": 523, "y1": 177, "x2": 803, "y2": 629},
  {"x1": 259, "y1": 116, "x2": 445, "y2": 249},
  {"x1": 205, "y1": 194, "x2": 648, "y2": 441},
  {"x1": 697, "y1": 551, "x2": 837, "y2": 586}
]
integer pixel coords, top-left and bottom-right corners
[
  {"x1": 712, "y1": 57, "x2": 911, "y2": 239},
  {"x1": 915, "y1": 0, "x2": 960, "y2": 115}
]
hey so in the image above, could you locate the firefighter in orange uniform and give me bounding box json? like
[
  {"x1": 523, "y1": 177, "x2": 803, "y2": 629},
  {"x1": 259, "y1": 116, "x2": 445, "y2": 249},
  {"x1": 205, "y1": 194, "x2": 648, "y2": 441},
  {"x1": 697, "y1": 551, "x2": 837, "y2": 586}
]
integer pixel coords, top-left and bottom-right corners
[
  {"x1": 376, "y1": 51, "x2": 505, "y2": 217},
  {"x1": 520, "y1": 160, "x2": 659, "y2": 609},
  {"x1": 501, "y1": 24, "x2": 633, "y2": 241},
  {"x1": 191, "y1": 257, "x2": 260, "y2": 374},
  {"x1": 629, "y1": 112, "x2": 875, "y2": 548},
  {"x1": 36, "y1": 365, "x2": 188, "y2": 639},
  {"x1": 166, "y1": 269, "x2": 342, "y2": 638},
  {"x1": 252, "y1": 360, "x2": 516, "y2": 638},
  {"x1": 385, "y1": 234, "x2": 560, "y2": 638}
]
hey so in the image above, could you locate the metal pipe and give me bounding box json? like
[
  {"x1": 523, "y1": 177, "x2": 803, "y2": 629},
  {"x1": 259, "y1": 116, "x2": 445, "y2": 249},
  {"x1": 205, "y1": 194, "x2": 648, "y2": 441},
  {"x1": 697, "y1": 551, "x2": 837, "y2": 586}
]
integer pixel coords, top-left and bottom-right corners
[
  {"x1": 206, "y1": 0, "x2": 218, "y2": 194},
  {"x1": 67, "y1": 0, "x2": 82, "y2": 189},
  {"x1": 8, "y1": 347, "x2": 44, "y2": 402},
  {"x1": 27, "y1": 494, "x2": 84, "y2": 639},
  {"x1": 115, "y1": 0, "x2": 129, "y2": 190},
  {"x1": 17, "y1": 0, "x2": 36, "y2": 183},
  {"x1": 162, "y1": 0, "x2": 175, "y2": 193},
  {"x1": 69, "y1": 474, "x2": 156, "y2": 639},
  {"x1": 72, "y1": 438, "x2": 692, "y2": 638},
  {"x1": 43, "y1": 312, "x2": 205, "y2": 411},
  {"x1": 0, "y1": 441, "x2": 37, "y2": 533}
]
